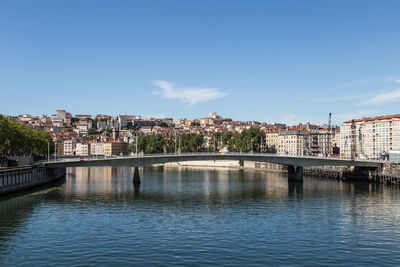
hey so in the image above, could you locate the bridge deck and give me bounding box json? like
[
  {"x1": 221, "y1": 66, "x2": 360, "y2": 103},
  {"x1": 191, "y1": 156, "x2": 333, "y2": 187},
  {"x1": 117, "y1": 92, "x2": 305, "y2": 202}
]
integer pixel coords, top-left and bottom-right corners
[{"x1": 44, "y1": 153, "x2": 382, "y2": 169}]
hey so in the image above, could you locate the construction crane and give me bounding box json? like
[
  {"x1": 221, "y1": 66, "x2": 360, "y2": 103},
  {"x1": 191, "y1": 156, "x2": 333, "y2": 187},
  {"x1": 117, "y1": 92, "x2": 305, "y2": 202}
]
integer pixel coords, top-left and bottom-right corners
[
  {"x1": 359, "y1": 124, "x2": 364, "y2": 158},
  {"x1": 327, "y1": 113, "x2": 332, "y2": 157},
  {"x1": 328, "y1": 113, "x2": 332, "y2": 134},
  {"x1": 350, "y1": 119, "x2": 357, "y2": 159}
]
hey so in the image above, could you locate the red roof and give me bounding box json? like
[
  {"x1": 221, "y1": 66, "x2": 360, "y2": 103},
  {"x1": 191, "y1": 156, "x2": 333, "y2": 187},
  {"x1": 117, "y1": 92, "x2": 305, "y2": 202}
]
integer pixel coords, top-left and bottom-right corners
[{"x1": 344, "y1": 114, "x2": 400, "y2": 123}]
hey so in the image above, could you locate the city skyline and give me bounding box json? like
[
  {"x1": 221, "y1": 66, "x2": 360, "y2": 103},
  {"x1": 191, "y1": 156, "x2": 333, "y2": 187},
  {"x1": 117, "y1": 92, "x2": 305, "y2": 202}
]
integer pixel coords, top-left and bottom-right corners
[
  {"x1": 5, "y1": 108, "x2": 400, "y2": 127},
  {"x1": 1, "y1": 0, "x2": 400, "y2": 124}
]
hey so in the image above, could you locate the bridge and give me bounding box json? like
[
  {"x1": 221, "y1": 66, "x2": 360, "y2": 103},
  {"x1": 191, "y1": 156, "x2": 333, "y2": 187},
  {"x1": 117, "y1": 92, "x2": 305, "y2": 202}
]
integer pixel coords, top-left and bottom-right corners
[{"x1": 44, "y1": 152, "x2": 382, "y2": 183}]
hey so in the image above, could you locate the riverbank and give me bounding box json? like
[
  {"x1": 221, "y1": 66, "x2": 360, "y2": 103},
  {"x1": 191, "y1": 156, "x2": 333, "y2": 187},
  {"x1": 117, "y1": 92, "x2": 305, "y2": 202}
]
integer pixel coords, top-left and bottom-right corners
[{"x1": 164, "y1": 160, "x2": 400, "y2": 184}]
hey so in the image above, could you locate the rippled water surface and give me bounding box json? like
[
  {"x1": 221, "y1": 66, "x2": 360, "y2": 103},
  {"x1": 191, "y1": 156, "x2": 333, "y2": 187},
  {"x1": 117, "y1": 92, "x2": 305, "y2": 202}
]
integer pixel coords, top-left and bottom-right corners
[{"x1": 1, "y1": 166, "x2": 400, "y2": 266}]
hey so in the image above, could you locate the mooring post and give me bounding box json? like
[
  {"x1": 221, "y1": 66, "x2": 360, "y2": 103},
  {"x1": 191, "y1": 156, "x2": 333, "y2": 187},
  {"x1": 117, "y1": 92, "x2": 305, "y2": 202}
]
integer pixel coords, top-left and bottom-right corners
[
  {"x1": 288, "y1": 165, "x2": 303, "y2": 182},
  {"x1": 133, "y1": 166, "x2": 141, "y2": 184}
]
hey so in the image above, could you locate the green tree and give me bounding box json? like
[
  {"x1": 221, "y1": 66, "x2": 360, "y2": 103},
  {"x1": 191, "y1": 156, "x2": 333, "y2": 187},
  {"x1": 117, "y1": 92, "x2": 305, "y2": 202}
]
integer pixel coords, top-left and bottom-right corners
[
  {"x1": 0, "y1": 115, "x2": 54, "y2": 156},
  {"x1": 223, "y1": 128, "x2": 264, "y2": 152},
  {"x1": 190, "y1": 121, "x2": 201, "y2": 126},
  {"x1": 159, "y1": 122, "x2": 169, "y2": 128},
  {"x1": 88, "y1": 128, "x2": 97, "y2": 135}
]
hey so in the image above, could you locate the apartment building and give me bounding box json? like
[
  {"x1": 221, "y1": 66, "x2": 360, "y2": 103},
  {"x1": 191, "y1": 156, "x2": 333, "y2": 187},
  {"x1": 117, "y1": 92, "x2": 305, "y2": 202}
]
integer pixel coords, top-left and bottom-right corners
[
  {"x1": 55, "y1": 110, "x2": 72, "y2": 125},
  {"x1": 309, "y1": 129, "x2": 331, "y2": 156},
  {"x1": 63, "y1": 140, "x2": 75, "y2": 156},
  {"x1": 76, "y1": 143, "x2": 90, "y2": 156},
  {"x1": 176, "y1": 118, "x2": 192, "y2": 127},
  {"x1": 277, "y1": 130, "x2": 308, "y2": 156},
  {"x1": 340, "y1": 114, "x2": 400, "y2": 159},
  {"x1": 97, "y1": 120, "x2": 107, "y2": 130},
  {"x1": 265, "y1": 131, "x2": 279, "y2": 153},
  {"x1": 90, "y1": 142, "x2": 105, "y2": 156},
  {"x1": 55, "y1": 141, "x2": 64, "y2": 157},
  {"x1": 104, "y1": 141, "x2": 128, "y2": 156},
  {"x1": 118, "y1": 115, "x2": 140, "y2": 128}
]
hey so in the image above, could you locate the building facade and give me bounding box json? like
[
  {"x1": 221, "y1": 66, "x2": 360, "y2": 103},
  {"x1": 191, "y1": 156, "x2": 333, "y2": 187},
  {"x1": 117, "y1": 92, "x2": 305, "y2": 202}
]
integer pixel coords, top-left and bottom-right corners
[
  {"x1": 278, "y1": 130, "x2": 308, "y2": 156},
  {"x1": 104, "y1": 142, "x2": 128, "y2": 156},
  {"x1": 265, "y1": 132, "x2": 278, "y2": 153},
  {"x1": 340, "y1": 114, "x2": 400, "y2": 159},
  {"x1": 76, "y1": 143, "x2": 90, "y2": 156}
]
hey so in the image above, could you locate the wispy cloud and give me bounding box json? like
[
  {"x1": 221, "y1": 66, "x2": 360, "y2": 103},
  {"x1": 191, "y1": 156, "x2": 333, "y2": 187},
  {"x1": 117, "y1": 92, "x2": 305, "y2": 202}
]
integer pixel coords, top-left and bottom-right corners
[
  {"x1": 360, "y1": 88, "x2": 400, "y2": 106},
  {"x1": 384, "y1": 76, "x2": 400, "y2": 84},
  {"x1": 143, "y1": 113, "x2": 167, "y2": 119},
  {"x1": 333, "y1": 75, "x2": 400, "y2": 90},
  {"x1": 237, "y1": 79, "x2": 254, "y2": 85},
  {"x1": 333, "y1": 78, "x2": 375, "y2": 90},
  {"x1": 305, "y1": 95, "x2": 366, "y2": 103},
  {"x1": 152, "y1": 80, "x2": 227, "y2": 107},
  {"x1": 279, "y1": 113, "x2": 298, "y2": 125}
]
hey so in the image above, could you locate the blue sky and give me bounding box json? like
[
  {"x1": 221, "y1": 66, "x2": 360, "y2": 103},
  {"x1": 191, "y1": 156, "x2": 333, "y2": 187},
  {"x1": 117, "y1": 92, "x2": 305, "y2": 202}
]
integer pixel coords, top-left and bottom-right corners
[{"x1": 1, "y1": 0, "x2": 400, "y2": 125}]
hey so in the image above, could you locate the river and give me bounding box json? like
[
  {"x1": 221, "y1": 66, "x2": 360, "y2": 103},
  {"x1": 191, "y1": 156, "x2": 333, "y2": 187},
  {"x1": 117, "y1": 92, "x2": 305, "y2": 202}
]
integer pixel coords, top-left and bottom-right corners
[{"x1": 1, "y1": 166, "x2": 400, "y2": 266}]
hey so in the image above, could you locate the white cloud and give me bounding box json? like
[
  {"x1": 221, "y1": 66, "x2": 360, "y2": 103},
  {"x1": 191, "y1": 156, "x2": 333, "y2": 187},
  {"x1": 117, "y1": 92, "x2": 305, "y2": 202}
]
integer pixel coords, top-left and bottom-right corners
[
  {"x1": 143, "y1": 113, "x2": 166, "y2": 119},
  {"x1": 334, "y1": 78, "x2": 374, "y2": 90},
  {"x1": 360, "y1": 88, "x2": 400, "y2": 106},
  {"x1": 152, "y1": 80, "x2": 227, "y2": 107},
  {"x1": 384, "y1": 76, "x2": 400, "y2": 84},
  {"x1": 333, "y1": 75, "x2": 400, "y2": 90},
  {"x1": 306, "y1": 95, "x2": 365, "y2": 103},
  {"x1": 279, "y1": 113, "x2": 298, "y2": 125}
]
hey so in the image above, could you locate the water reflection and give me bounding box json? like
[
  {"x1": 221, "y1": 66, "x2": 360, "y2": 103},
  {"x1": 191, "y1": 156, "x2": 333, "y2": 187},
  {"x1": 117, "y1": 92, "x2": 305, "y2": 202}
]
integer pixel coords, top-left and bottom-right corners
[{"x1": 0, "y1": 166, "x2": 399, "y2": 266}]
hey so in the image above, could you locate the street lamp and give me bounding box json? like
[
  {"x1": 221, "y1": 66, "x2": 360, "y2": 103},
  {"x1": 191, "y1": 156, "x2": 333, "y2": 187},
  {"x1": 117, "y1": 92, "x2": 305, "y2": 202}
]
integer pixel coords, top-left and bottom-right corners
[{"x1": 136, "y1": 135, "x2": 138, "y2": 156}]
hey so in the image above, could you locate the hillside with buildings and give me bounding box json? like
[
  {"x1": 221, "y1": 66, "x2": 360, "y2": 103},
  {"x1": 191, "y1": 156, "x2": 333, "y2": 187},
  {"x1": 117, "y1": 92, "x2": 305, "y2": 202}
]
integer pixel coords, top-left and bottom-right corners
[{"x1": 5, "y1": 110, "x2": 400, "y2": 161}]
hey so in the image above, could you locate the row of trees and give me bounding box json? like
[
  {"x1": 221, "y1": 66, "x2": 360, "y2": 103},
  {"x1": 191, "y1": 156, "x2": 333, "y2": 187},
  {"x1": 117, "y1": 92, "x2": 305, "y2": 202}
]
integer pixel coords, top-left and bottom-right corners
[
  {"x1": 127, "y1": 128, "x2": 267, "y2": 154},
  {"x1": 128, "y1": 133, "x2": 205, "y2": 154},
  {"x1": 0, "y1": 115, "x2": 54, "y2": 156},
  {"x1": 207, "y1": 127, "x2": 266, "y2": 152}
]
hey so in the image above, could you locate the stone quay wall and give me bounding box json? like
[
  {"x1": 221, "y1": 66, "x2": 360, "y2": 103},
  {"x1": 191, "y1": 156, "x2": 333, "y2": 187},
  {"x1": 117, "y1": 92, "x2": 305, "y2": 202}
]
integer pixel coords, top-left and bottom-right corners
[{"x1": 0, "y1": 165, "x2": 66, "y2": 196}]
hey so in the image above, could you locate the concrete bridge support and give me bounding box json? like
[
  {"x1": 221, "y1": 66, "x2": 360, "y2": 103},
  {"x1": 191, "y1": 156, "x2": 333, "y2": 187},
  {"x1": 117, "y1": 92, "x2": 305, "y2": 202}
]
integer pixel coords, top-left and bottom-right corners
[
  {"x1": 288, "y1": 165, "x2": 303, "y2": 182},
  {"x1": 133, "y1": 167, "x2": 141, "y2": 184}
]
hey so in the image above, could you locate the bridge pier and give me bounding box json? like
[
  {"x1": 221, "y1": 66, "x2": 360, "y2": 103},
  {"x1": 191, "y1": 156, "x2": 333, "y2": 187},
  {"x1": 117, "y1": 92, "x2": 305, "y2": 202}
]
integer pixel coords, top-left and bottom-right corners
[
  {"x1": 133, "y1": 167, "x2": 141, "y2": 184},
  {"x1": 288, "y1": 165, "x2": 303, "y2": 182}
]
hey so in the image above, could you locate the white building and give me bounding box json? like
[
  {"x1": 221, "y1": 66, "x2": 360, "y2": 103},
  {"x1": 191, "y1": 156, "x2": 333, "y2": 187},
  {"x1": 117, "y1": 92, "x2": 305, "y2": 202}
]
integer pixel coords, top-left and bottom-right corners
[
  {"x1": 276, "y1": 125, "x2": 332, "y2": 156},
  {"x1": 340, "y1": 114, "x2": 400, "y2": 159},
  {"x1": 55, "y1": 110, "x2": 72, "y2": 125},
  {"x1": 76, "y1": 143, "x2": 90, "y2": 156},
  {"x1": 118, "y1": 115, "x2": 141, "y2": 129},
  {"x1": 90, "y1": 142, "x2": 105, "y2": 156},
  {"x1": 97, "y1": 120, "x2": 107, "y2": 130},
  {"x1": 278, "y1": 129, "x2": 308, "y2": 156},
  {"x1": 63, "y1": 140, "x2": 75, "y2": 156}
]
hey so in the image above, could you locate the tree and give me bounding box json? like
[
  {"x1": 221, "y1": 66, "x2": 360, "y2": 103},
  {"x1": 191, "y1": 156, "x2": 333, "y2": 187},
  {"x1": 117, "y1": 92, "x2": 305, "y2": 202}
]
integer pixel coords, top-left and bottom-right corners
[
  {"x1": 88, "y1": 128, "x2": 97, "y2": 135},
  {"x1": 190, "y1": 121, "x2": 201, "y2": 126},
  {"x1": 127, "y1": 134, "x2": 205, "y2": 154},
  {"x1": 180, "y1": 134, "x2": 205, "y2": 152},
  {"x1": 126, "y1": 122, "x2": 134, "y2": 130},
  {"x1": 220, "y1": 128, "x2": 264, "y2": 152},
  {"x1": 159, "y1": 122, "x2": 169, "y2": 128},
  {"x1": 0, "y1": 114, "x2": 54, "y2": 156}
]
